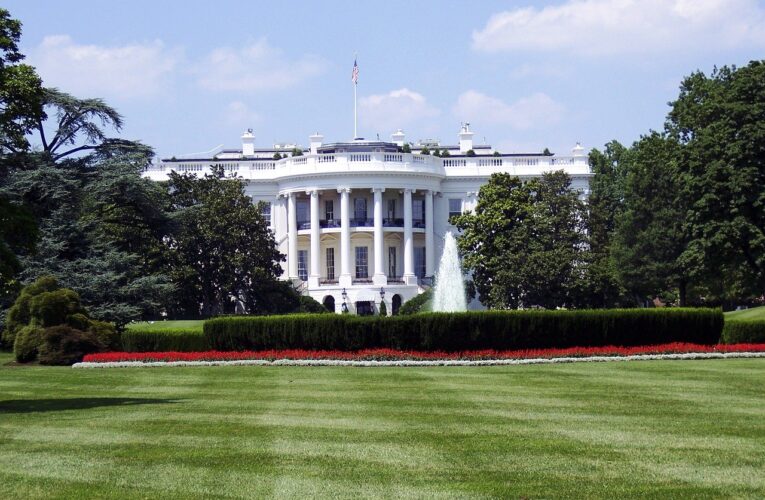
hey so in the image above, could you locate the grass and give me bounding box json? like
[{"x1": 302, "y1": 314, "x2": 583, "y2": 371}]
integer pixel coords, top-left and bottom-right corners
[
  {"x1": 0, "y1": 353, "x2": 763, "y2": 498},
  {"x1": 125, "y1": 320, "x2": 204, "y2": 332},
  {"x1": 725, "y1": 306, "x2": 765, "y2": 322}
]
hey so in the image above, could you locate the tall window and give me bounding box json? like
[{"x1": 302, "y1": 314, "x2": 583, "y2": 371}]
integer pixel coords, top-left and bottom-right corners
[
  {"x1": 355, "y1": 246, "x2": 368, "y2": 279},
  {"x1": 259, "y1": 201, "x2": 272, "y2": 225},
  {"x1": 297, "y1": 250, "x2": 308, "y2": 281},
  {"x1": 414, "y1": 247, "x2": 425, "y2": 278},
  {"x1": 388, "y1": 247, "x2": 397, "y2": 277},
  {"x1": 326, "y1": 248, "x2": 335, "y2": 280},
  {"x1": 325, "y1": 200, "x2": 334, "y2": 220},
  {"x1": 387, "y1": 199, "x2": 396, "y2": 219},
  {"x1": 354, "y1": 198, "x2": 367, "y2": 220},
  {"x1": 448, "y1": 198, "x2": 462, "y2": 220},
  {"x1": 413, "y1": 199, "x2": 425, "y2": 222},
  {"x1": 297, "y1": 199, "x2": 309, "y2": 224}
]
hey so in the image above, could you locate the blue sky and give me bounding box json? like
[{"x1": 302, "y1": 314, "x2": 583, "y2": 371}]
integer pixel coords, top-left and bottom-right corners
[{"x1": 7, "y1": 0, "x2": 765, "y2": 158}]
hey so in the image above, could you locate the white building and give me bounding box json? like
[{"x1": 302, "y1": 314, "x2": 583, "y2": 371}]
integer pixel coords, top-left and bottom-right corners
[{"x1": 143, "y1": 125, "x2": 592, "y2": 315}]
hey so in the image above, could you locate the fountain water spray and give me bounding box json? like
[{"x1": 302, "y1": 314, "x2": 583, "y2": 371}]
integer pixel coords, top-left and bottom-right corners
[{"x1": 431, "y1": 231, "x2": 467, "y2": 312}]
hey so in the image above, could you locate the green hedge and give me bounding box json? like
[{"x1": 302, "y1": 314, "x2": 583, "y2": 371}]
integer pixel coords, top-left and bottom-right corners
[
  {"x1": 204, "y1": 308, "x2": 723, "y2": 352},
  {"x1": 720, "y1": 320, "x2": 765, "y2": 344},
  {"x1": 120, "y1": 328, "x2": 210, "y2": 352}
]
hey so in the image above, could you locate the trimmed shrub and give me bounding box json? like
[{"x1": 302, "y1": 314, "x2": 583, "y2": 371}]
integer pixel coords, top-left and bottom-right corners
[
  {"x1": 297, "y1": 295, "x2": 330, "y2": 314},
  {"x1": 399, "y1": 290, "x2": 431, "y2": 315},
  {"x1": 379, "y1": 301, "x2": 387, "y2": 316},
  {"x1": 13, "y1": 325, "x2": 44, "y2": 362},
  {"x1": 120, "y1": 327, "x2": 210, "y2": 352},
  {"x1": 204, "y1": 308, "x2": 723, "y2": 352},
  {"x1": 721, "y1": 320, "x2": 765, "y2": 344},
  {"x1": 38, "y1": 325, "x2": 105, "y2": 365},
  {"x1": 3, "y1": 275, "x2": 59, "y2": 346}
]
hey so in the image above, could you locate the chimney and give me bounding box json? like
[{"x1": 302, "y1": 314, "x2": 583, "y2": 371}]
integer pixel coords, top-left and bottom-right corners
[
  {"x1": 241, "y1": 129, "x2": 255, "y2": 157},
  {"x1": 391, "y1": 129, "x2": 406, "y2": 147},
  {"x1": 309, "y1": 133, "x2": 323, "y2": 155},
  {"x1": 458, "y1": 123, "x2": 474, "y2": 153}
]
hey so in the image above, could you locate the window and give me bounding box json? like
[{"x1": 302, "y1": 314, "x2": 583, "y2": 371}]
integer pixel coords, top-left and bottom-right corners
[
  {"x1": 387, "y1": 199, "x2": 396, "y2": 219},
  {"x1": 414, "y1": 247, "x2": 426, "y2": 278},
  {"x1": 388, "y1": 247, "x2": 397, "y2": 277},
  {"x1": 326, "y1": 248, "x2": 335, "y2": 280},
  {"x1": 354, "y1": 198, "x2": 367, "y2": 220},
  {"x1": 325, "y1": 200, "x2": 334, "y2": 221},
  {"x1": 297, "y1": 199, "x2": 309, "y2": 225},
  {"x1": 448, "y1": 198, "x2": 462, "y2": 220},
  {"x1": 413, "y1": 199, "x2": 425, "y2": 223},
  {"x1": 297, "y1": 250, "x2": 308, "y2": 281},
  {"x1": 259, "y1": 201, "x2": 272, "y2": 225},
  {"x1": 355, "y1": 246, "x2": 368, "y2": 279}
]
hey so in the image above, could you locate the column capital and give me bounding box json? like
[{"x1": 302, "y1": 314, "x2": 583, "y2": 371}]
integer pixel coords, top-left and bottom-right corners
[
  {"x1": 337, "y1": 187, "x2": 351, "y2": 194},
  {"x1": 371, "y1": 187, "x2": 386, "y2": 193},
  {"x1": 306, "y1": 189, "x2": 319, "y2": 197}
]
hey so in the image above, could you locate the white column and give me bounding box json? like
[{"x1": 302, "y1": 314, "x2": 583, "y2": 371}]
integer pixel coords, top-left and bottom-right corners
[
  {"x1": 339, "y1": 188, "x2": 351, "y2": 287},
  {"x1": 309, "y1": 190, "x2": 320, "y2": 287},
  {"x1": 425, "y1": 190, "x2": 435, "y2": 278},
  {"x1": 287, "y1": 193, "x2": 298, "y2": 279},
  {"x1": 372, "y1": 188, "x2": 386, "y2": 285},
  {"x1": 403, "y1": 188, "x2": 415, "y2": 284}
]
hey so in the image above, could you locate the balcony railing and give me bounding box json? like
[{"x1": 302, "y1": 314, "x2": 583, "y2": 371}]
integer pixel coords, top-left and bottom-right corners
[
  {"x1": 319, "y1": 278, "x2": 338, "y2": 285},
  {"x1": 413, "y1": 219, "x2": 425, "y2": 229},
  {"x1": 352, "y1": 277, "x2": 373, "y2": 284},
  {"x1": 350, "y1": 218, "x2": 374, "y2": 227},
  {"x1": 298, "y1": 221, "x2": 310, "y2": 230},
  {"x1": 383, "y1": 218, "x2": 404, "y2": 227},
  {"x1": 319, "y1": 219, "x2": 341, "y2": 228},
  {"x1": 387, "y1": 275, "x2": 405, "y2": 284}
]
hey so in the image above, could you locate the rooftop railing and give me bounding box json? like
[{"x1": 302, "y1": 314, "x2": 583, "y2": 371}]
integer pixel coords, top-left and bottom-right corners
[{"x1": 145, "y1": 151, "x2": 590, "y2": 180}]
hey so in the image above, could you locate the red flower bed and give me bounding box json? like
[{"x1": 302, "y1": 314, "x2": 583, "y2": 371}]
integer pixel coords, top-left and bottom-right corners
[{"x1": 83, "y1": 343, "x2": 765, "y2": 363}]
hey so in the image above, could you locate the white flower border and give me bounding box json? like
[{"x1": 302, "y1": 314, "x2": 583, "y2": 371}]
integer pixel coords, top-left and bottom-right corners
[{"x1": 72, "y1": 351, "x2": 765, "y2": 368}]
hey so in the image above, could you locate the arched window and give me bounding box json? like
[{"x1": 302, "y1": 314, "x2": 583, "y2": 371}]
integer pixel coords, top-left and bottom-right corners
[
  {"x1": 322, "y1": 295, "x2": 336, "y2": 313},
  {"x1": 392, "y1": 294, "x2": 402, "y2": 315}
]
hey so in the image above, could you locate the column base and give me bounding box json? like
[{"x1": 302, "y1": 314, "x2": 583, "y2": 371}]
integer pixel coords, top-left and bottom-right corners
[
  {"x1": 372, "y1": 274, "x2": 387, "y2": 286},
  {"x1": 338, "y1": 274, "x2": 353, "y2": 288},
  {"x1": 307, "y1": 276, "x2": 320, "y2": 288},
  {"x1": 403, "y1": 274, "x2": 417, "y2": 285}
]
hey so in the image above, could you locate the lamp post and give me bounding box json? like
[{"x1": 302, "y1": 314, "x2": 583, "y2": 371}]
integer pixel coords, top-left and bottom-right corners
[
  {"x1": 341, "y1": 288, "x2": 348, "y2": 313},
  {"x1": 379, "y1": 287, "x2": 385, "y2": 299}
]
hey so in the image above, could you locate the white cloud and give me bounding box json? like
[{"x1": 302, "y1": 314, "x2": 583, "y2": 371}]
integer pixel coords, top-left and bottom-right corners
[
  {"x1": 358, "y1": 88, "x2": 440, "y2": 134},
  {"x1": 223, "y1": 101, "x2": 261, "y2": 127},
  {"x1": 196, "y1": 39, "x2": 324, "y2": 92},
  {"x1": 472, "y1": 0, "x2": 765, "y2": 55},
  {"x1": 453, "y1": 91, "x2": 563, "y2": 130},
  {"x1": 31, "y1": 35, "x2": 180, "y2": 99}
]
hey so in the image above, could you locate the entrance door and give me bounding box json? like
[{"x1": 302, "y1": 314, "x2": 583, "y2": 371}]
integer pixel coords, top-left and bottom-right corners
[{"x1": 355, "y1": 301, "x2": 374, "y2": 316}]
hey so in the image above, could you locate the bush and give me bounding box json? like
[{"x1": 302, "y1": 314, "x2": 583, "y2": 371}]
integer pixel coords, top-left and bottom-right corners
[
  {"x1": 3, "y1": 275, "x2": 59, "y2": 346},
  {"x1": 204, "y1": 308, "x2": 723, "y2": 352},
  {"x1": 297, "y1": 295, "x2": 329, "y2": 314},
  {"x1": 399, "y1": 290, "x2": 431, "y2": 315},
  {"x1": 721, "y1": 320, "x2": 765, "y2": 344},
  {"x1": 120, "y1": 327, "x2": 210, "y2": 352},
  {"x1": 13, "y1": 325, "x2": 44, "y2": 362},
  {"x1": 4, "y1": 276, "x2": 115, "y2": 362},
  {"x1": 379, "y1": 301, "x2": 387, "y2": 316},
  {"x1": 38, "y1": 325, "x2": 105, "y2": 365}
]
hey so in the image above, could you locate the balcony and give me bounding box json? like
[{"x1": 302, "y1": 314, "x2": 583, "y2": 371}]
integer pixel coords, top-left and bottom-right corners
[
  {"x1": 383, "y1": 218, "x2": 404, "y2": 227},
  {"x1": 319, "y1": 219, "x2": 341, "y2": 228},
  {"x1": 350, "y1": 218, "x2": 374, "y2": 227},
  {"x1": 413, "y1": 219, "x2": 425, "y2": 229},
  {"x1": 298, "y1": 220, "x2": 310, "y2": 230}
]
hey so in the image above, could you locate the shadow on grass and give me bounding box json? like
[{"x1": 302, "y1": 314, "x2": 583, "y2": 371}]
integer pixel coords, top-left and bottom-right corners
[{"x1": 0, "y1": 397, "x2": 179, "y2": 414}]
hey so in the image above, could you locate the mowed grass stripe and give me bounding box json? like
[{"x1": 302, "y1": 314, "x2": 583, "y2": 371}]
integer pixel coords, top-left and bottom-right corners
[{"x1": 1, "y1": 355, "x2": 764, "y2": 498}]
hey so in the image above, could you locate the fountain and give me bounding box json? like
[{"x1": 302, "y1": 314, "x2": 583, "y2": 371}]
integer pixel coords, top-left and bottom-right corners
[{"x1": 431, "y1": 231, "x2": 467, "y2": 312}]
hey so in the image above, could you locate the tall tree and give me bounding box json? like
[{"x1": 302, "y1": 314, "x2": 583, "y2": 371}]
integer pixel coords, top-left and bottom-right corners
[
  {"x1": 580, "y1": 141, "x2": 631, "y2": 307},
  {"x1": 668, "y1": 61, "x2": 765, "y2": 304},
  {"x1": 166, "y1": 166, "x2": 284, "y2": 316},
  {"x1": 454, "y1": 171, "x2": 588, "y2": 309},
  {"x1": 611, "y1": 132, "x2": 689, "y2": 305}
]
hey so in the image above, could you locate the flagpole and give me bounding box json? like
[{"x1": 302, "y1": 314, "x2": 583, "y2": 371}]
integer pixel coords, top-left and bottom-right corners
[{"x1": 353, "y1": 80, "x2": 357, "y2": 139}]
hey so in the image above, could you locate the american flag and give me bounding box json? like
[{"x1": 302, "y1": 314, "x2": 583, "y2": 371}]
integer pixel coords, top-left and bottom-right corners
[{"x1": 351, "y1": 59, "x2": 359, "y2": 84}]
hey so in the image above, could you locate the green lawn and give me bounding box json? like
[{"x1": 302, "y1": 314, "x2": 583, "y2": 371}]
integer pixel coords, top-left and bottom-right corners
[
  {"x1": 1, "y1": 354, "x2": 763, "y2": 498},
  {"x1": 725, "y1": 306, "x2": 765, "y2": 322},
  {"x1": 125, "y1": 319, "x2": 204, "y2": 332}
]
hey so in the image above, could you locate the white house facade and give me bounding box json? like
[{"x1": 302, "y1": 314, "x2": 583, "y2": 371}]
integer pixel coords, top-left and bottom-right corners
[{"x1": 143, "y1": 125, "x2": 592, "y2": 315}]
